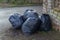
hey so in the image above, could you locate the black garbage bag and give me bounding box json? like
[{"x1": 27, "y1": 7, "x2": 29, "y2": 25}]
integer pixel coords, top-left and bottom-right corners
[
  {"x1": 40, "y1": 14, "x2": 52, "y2": 31},
  {"x1": 23, "y1": 9, "x2": 38, "y2": 20},
  {"x1": 22, "y1": 17, "x2": 40, "y2": 36},
  {"x1": 9, "y1": 13, "x2": 24, "y2": 29}
]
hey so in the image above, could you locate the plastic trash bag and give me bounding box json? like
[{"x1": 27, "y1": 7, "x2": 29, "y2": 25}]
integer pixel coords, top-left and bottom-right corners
[
  {"x1": 22, "y1": 17, "x2": 40, "y2": 36},
  {"x1": 40, "y1": 14, "x2": 52, "y2": 31},
  {"x1": 23, "y1": 9, "x2": 38, "y2": 20},
  {"x1": 9, "y1": 13, "x2": 24, "y2": 29}
]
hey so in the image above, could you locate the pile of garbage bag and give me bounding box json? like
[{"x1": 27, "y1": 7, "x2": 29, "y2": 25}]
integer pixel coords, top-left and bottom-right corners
[{"x1": 9, "y1": 9, "x2": 52, "y2": 36}]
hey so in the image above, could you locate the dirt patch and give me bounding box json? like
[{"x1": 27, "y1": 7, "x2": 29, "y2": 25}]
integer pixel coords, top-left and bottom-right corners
[{"x1": 0, "y1": 27, "x2": 60, "y2": 40}]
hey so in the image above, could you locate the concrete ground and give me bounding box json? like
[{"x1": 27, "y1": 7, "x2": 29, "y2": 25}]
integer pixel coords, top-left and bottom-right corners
[{"x1": 0, "y1": 6, "x2": 60, "y2": 40}]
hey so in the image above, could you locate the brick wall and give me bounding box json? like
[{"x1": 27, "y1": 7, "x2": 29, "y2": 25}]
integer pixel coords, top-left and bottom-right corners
[{"x1": 43, "y1": 0, "x2": 60, "y2": 31}]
